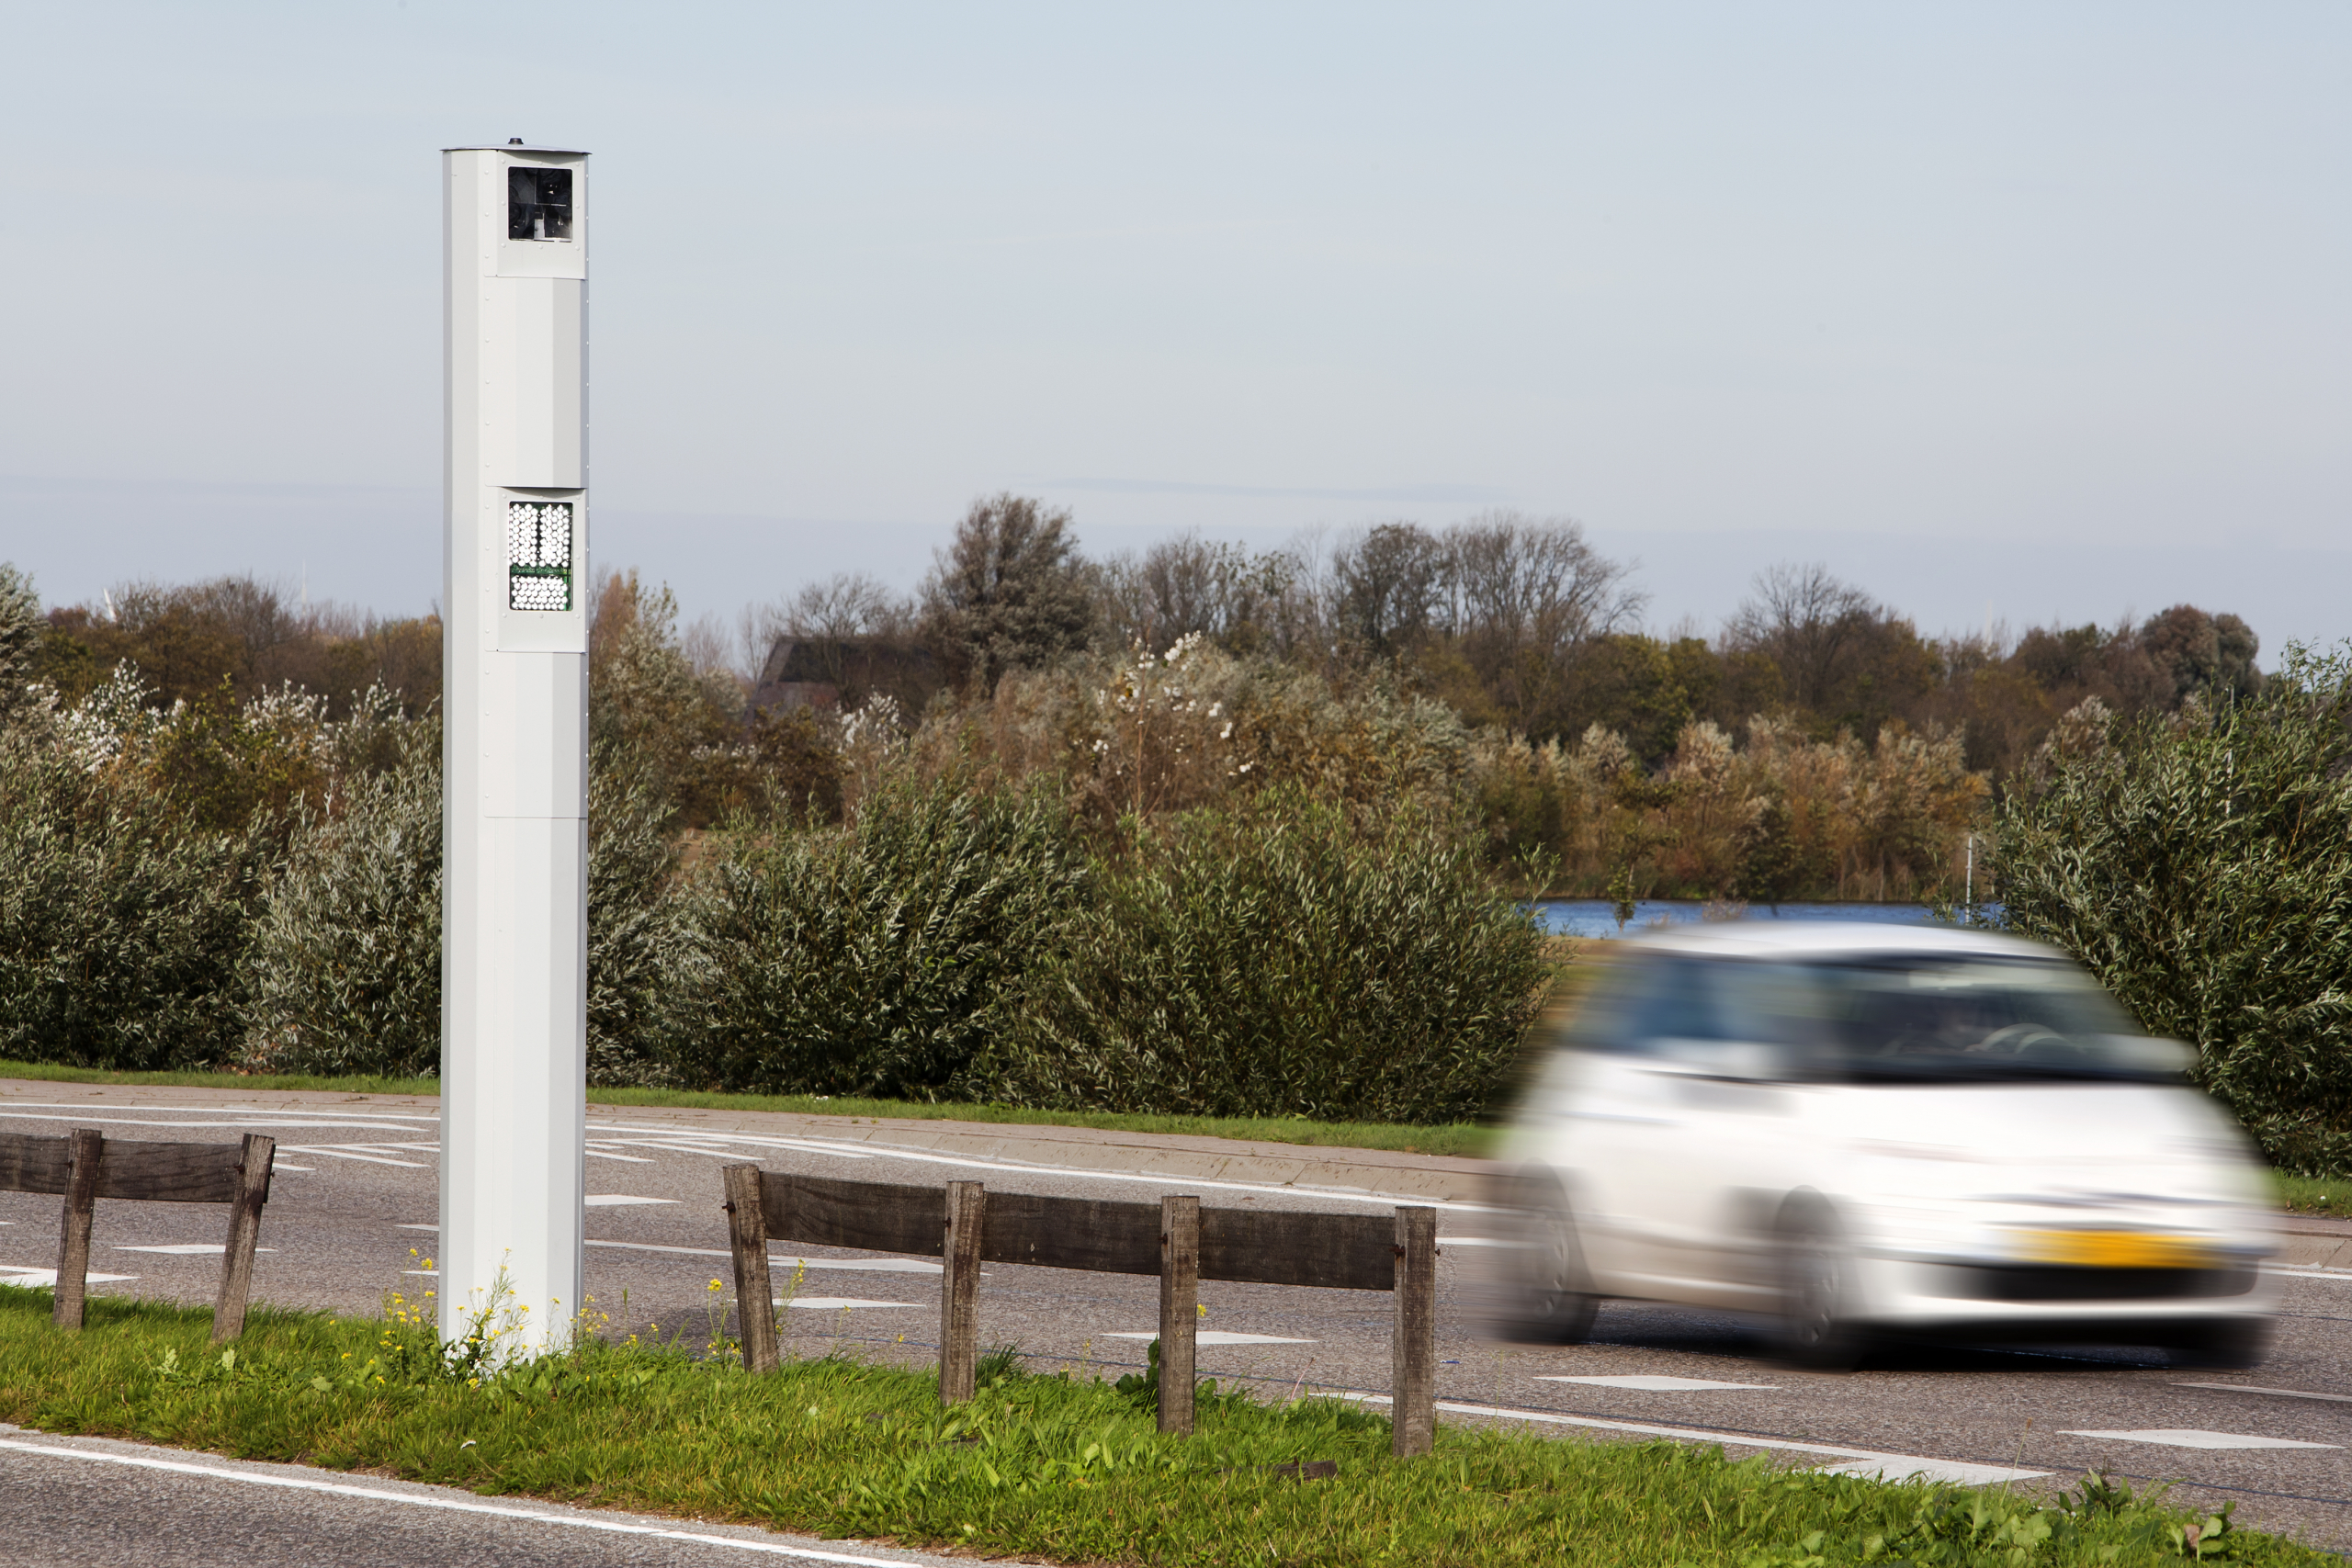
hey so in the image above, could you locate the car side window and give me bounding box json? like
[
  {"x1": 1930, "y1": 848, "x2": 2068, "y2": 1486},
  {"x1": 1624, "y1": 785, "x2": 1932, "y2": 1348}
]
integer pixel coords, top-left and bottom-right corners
[
  {"x1": 1571, "y1": 956, "x2": 1727, "y2": 1055},
  {"x1": 1555, "y1": 956, "x2": 1654, "y2": 1055}
]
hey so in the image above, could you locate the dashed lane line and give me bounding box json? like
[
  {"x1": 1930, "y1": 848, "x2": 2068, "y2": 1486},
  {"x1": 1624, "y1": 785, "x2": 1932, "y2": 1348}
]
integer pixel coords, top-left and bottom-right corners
[
  {"x1": 2063, "y1": 1429, "x2": 2340, "y2": 1451},
  {"x1": 277, "y1": 1145, "x2": 429, "y2": 1168},
  {"x1": 1340, "y1": 1393, "x2": 2048, "y2": 1486},
  {"x1": 2177, "y1": 1382, "x2": 2352, "y2": 1405}
]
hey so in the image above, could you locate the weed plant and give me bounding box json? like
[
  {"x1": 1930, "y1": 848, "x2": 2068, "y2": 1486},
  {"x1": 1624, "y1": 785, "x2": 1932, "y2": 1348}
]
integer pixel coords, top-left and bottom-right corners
[{"x1": 0, "y1": 1284, "x2": 2327, "y2": 1566}]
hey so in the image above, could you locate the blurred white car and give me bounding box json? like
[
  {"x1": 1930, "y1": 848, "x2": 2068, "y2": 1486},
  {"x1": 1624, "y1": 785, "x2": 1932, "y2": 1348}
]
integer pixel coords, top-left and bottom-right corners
[{"x1": 1492, "y1": 922, "x2": 2278, "y2": 1367}]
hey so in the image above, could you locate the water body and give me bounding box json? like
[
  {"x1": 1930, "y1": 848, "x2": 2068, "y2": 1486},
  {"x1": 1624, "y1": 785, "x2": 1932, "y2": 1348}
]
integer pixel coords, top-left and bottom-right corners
[{"x1": 1536, "y1": 899, "x2": 1996, "y2": 940}]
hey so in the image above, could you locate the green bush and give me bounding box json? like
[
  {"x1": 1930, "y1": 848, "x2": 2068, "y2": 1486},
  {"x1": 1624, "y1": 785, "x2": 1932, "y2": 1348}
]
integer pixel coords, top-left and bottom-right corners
[
  {"x1": 583, "y1": 752, "x2": 695, "y2": 1087},
  {"x1": 239, "y1": 740, "x2": 443, "y2": 1077},
  {"x1": 243, "y1": 739, "x2": 695, "y2": 1085},
  {"x1": 1996, "y1": 644, "x2": 2352, "y2": 1169},
  {"x1": 0, "y1": 721, "x2": 265, "y2": 1070},
  {"x1": 989, "y1": 789, "x2": 1554, "y2": 1122},
  {"x1": 664, "y1": 773, "x2": 1086, "y2": 1099}
]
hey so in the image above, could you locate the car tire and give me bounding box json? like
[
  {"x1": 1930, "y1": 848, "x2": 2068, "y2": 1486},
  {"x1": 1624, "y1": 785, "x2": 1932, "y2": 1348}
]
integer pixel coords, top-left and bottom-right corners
[
  {"x1": 1776, "y1": 1205, "x2": 1867, "y2": 1371},
  {"x1": 1504, "y1": 1179, "x2": 1600, "y2": 1345}
]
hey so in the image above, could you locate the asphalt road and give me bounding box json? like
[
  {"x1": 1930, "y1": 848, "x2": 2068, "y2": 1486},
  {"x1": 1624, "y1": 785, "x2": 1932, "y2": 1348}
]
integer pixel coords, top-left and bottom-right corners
[{"x1": 6, "y1": 1081, "x2": 2352, "y2": 1560}]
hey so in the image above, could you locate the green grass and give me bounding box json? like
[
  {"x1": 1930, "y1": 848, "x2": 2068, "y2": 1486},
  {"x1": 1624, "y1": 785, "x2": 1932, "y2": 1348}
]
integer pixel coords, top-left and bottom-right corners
[
  {"x1": 2272, "y1": 1172, "x2": 2349, "y2": 1217},
  {"x1": 0, "y1": 1287, "x2": 2322, "y2": 1568},
  {"x1": 0, "y1": 1058, "x2": 1493, "y2": 1158}
]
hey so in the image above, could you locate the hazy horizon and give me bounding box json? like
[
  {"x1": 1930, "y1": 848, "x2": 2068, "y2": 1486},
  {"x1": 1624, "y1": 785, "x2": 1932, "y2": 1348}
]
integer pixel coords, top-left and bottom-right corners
[{"x1": 5, "y1": 4, "x2": 2345, "y2": 654}]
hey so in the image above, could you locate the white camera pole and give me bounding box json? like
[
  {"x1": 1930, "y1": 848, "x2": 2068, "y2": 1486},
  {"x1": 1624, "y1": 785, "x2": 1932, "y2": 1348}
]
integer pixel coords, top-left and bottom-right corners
[{"x1": 440, "y1": 141, "x2": 590, "y2": 1355}]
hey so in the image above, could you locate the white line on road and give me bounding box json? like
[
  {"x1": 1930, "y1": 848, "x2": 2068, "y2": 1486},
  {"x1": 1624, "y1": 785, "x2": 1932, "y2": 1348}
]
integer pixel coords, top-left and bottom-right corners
[
  {"x1": 115, "y1": 1245, "x2": 277, "y2": 1256},
  {"x1": 277, "y1": 1145, "x2": 429, "y2": 1168},
  {"x1": 1104, "y1": 1331, "x2": 1313, "y2": 1346},
  {"x1": 2176, "y1": 1382, "x2": 2352, "y2": 1405},
  {"x1": 584, "y1": 1195, "x2": 678, "y2": 1207},
  {"x1": 0, "y1": 1435, "x2": 948, "y2": 1565},
  {"x1": 1340, "y1": 1394, "x2": 2047, "y2": 1485},
  {"x1": 587, "y1": 1240, "x2": 947, "y2": 1273},
  {"x1": 787, "y1": 1298, "x2": 919, "y2": 1311},
  {"x1": 2062, "y1": 1429, "x2": 2339, "y2": 1450},
  {"x1": 640, "y1": 1133, "x2": 1494, "y2": 1213},
  {"x1": 1539, "y1": 1375, "x2": 1777, "y2": 1392},
  {"x1": 0, "y1": 1267, "x2": 136, "y2": 1286}
]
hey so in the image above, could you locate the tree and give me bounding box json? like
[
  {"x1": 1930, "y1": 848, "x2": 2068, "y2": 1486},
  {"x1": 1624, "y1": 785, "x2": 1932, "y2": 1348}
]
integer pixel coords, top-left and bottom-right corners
[
  {"x1": 1331, "y1": 523, "x2": 1448, "y2": 660},
  {"x1": 1996, "y1": 644, "x2": 2352, "y2": 1169},
  {"x1": 0, "y1": 564, "x2": 40, "y2": 718},
  {"x1": 919, "y1": 494, "x2": 1096, "y2": 693},
  {"x1": 1444, "y1": 513, "x2": 1643, "y2": 736},
  {"x1": 1723, "y1": 562, "x2": 1935, "y2": 736}
]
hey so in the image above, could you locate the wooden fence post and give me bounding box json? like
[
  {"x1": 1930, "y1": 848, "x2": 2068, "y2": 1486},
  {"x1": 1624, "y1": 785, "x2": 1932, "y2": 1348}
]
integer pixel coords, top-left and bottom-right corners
[
  {"x1": 939, "y1": 1180, "x2": 985, "y2": 1404},
  {"x1": 53, "y1": 1129, "x2": 103, "y2": 1331},
  {"x1": 1158, "y1": 1194, "x2": 1200, "y2": 1436},
  {"x1": 1392, "y1": 1205, "x2": 1437, "y2": 1458},
  {"x1": 210, "y1": 1134, "x2": 275, "y2": 1344},
  {"x1": 723, "y1": 1164, "x2": 779, "y2": 1373}
]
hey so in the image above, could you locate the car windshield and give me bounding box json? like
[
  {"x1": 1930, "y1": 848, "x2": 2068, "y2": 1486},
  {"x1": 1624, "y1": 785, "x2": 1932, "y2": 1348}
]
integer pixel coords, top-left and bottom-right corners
[{"x1": 1767, "y1": 956, "x2": 2172, "y2": 1083}]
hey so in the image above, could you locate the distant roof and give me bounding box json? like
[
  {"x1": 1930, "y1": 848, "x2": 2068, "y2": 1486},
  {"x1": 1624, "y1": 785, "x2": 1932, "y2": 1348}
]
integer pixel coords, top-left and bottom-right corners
[
  {"x1": 1621, "y1": 920, "x2": 2052, "y2": 963},
  {"x1": 442, "y1": 144, "x2": 589, "y2": 155}
]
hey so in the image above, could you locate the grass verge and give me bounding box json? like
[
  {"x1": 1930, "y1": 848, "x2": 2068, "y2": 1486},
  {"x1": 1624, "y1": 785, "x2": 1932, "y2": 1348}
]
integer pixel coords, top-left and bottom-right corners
[
  {"x1": 0, "y1": 1059, "x2": 1492, "y2": 1158},
  {"x1": 2273, "y1": 1172, "x2": 2349, "y2": 1217},
  {"x1": 0, "y1": 1286, "x2": 2321, "y2": 1568}
]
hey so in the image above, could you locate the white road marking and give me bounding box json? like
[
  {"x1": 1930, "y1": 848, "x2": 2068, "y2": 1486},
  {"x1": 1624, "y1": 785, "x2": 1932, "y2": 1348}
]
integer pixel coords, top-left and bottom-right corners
[
  {"x1": 584, "y1": 1195, "x2": 677, "y2": 1207},
  {"x1": 1540, "y1": 1375, "x2": 1777, "y2": 1392},
  {"x1": 2271, "y1": 1269, "x2": 2352, "y2": 1281},
  {"x1": 1104, "y1": 1331, "x2": 1312, "y2": 1346},
  {"x1": 2176, "y1": 1382, "x2": 2352, "y2": 1405},
  {"x1": 277, "y1": 1145, "x2": 428, "y2": 1168},
  {"x1": 0, "y1": 1108, "x2": 436, "y2": 1134},
  {"x1": 114, "y1": 1245, "x2": 277, "y2": 1256},
  {"x1": 786, "y1": 1298, "x2": 918, "y2": 1311},
  {"x1": 4, "y1": 1100, "x2": 1485, "y2": 1213},
  {"x1": 1438, "y1": 1237, "x2": 1508, "y2": 1247},
  {"x1": 585, "y1": 1147, "x2": 658, "y2": 1163},
  {"x1": 642, "y1": 1133, "x2": 1496, "y2": 1213},
  {"x1": 274, "y1": 1164, "x2": 314, "y2": 1172},
  {"x1": 0, "y1": 1435, "x2": 944, "y2": 1564},
  {"x1": 0, "y1": 1267, "x2": 136, "y2": 1286},
  {"x1": 1342, "y1": 1394, "x2": 2048, "y2": 1485},
  {"x1": 1817, "y1": 1458, "x2": 2041, "y2": 1486},
  {"x1": 2062, "y1": 1429, "x2": 2339, "y2": 1450},
  {"x1": 587, "y1": 1240, "x2": 944, "y2": 1273},
  {"x1": 397, "y1": 1224, "x2": 438, "y2": 1233}
]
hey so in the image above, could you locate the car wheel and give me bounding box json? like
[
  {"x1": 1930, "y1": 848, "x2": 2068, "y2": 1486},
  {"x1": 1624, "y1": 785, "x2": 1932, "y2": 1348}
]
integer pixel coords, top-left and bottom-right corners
[
  {"x1": 1505, "y1": 1181, "x2": 1600, "y2": 1345},
  {"x1": 1776, "y1": 1208, "x2": 1866, "y2": 1371},
  {"x1": 2168, "y1": 1316, "x2": 2273, "y2": 1371}
]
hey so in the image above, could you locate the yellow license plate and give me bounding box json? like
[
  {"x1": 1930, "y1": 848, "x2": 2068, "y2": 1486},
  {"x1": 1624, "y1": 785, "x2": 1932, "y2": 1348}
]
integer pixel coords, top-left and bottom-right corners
[{"x1": 2015, "y1": 1230, "x2": 2216, "y2": 1269}]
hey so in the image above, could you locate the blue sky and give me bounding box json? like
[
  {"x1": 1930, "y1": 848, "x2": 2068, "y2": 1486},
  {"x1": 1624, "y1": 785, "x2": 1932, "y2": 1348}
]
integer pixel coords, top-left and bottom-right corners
[{"x1": 3, "y1": 4, "x2": 2346, "y2": 652}]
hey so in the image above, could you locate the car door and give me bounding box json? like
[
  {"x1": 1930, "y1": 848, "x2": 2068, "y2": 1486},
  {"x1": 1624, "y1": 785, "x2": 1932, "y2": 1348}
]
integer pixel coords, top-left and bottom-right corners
[{"x1": 1559, "y1": 955, "x2": 1730, "y2": 1297}]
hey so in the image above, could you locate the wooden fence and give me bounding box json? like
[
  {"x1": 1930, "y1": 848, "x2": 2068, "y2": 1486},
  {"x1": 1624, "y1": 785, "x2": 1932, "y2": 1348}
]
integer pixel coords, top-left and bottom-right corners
[
  {"x1": 720, "y1": 1168, "x2": 1439, "y2": 1457},
  {"x1": 0, "y1": 1128, "x2": 277, "y2": 1342}
]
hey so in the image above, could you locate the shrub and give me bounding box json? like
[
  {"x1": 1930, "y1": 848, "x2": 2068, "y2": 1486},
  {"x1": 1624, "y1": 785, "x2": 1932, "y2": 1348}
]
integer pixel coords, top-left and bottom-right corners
[
  {"x1": 0, "y1": 707, "x2": 265, "y2": 1070},
  {"x1": 1996, "y1": 645, "x2": 2352, "y2": 1169},
  {"x1": 664, "y1": 773, "x2": 1086, "y2": 1098},
  {"x1": 243, "y1": 739, "x2": 695, "y2": 1085},
  {"x1": 583, "y1": 752, "x2": 695, "y2": 1087},
  {"x1": 987, "y1": 789, "x2": 1555, "y2": 1122},
  {"x1": 239, "y1": 741, "x2": 443, "y2": 1077}
]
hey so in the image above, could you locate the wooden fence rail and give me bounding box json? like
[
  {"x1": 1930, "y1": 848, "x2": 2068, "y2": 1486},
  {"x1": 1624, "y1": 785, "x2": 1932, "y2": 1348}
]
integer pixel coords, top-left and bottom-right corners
[
  {"x1": 0, "y1": 1128, "x2": 276, "y2": 1342},
  {"x1": 720, "y1": 1167, "x2": 1438, "y2": 1457}
]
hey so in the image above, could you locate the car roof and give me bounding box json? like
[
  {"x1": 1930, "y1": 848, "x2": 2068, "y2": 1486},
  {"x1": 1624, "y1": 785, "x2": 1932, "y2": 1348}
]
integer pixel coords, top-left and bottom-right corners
[{"x1": 1615, "y1": 919, "x2": 2058, "y2": 964}]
